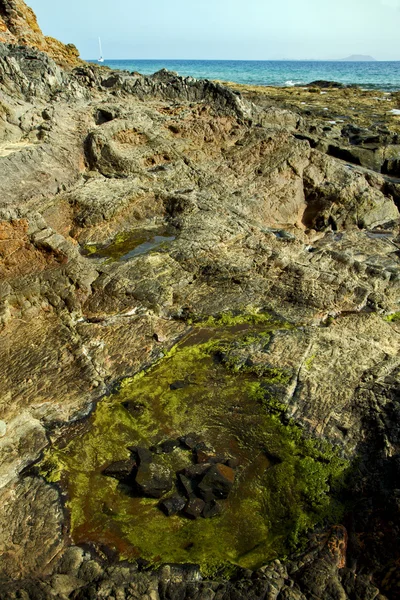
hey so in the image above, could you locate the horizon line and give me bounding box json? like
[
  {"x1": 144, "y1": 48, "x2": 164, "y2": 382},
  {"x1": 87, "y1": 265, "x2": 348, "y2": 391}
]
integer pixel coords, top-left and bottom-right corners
[{"x1": 84, "y1": 57, "x2": 400, "y2": 62}]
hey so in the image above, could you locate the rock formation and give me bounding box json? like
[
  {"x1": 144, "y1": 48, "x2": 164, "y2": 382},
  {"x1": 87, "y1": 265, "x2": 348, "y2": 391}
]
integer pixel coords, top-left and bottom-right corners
[
  {"x1": 0, "y1": 0, "x2": 81, "y2": 67},
  {"x1": 0, "y1": 3, "x2": 400, "y2": 599}
]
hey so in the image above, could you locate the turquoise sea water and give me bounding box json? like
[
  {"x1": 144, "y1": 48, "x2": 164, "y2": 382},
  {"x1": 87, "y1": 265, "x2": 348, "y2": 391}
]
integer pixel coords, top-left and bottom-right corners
[{"x1": 91, "y1": 59, "x2": 400, "y2": 91}]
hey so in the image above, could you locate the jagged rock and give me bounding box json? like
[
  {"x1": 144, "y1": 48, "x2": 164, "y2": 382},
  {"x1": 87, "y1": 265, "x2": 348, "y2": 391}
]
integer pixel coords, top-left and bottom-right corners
[
  {"x1": 202, "y1": 500, "x2": 222, "y2": 519},
  {"x1": 159, "y1": 439, "x2": 179, "y2": 453},
  {"x1": 169, "y1": 380, "x2": 188, "y2": 390},
  {"x1": 196, "y1": 449, "x2": 226, "y2": 464},
  {"x1": 176, "y1": 474, "x2": 195, "y2": 500},
  {"x1": 183, "y1": 497, "x2": 206, "y2": 519},
  {"x1": 306, "y1": 80, "x2": 347, "y2": 89},
  {"x1": 159, "y1": 494, "x2": 186, "y2": 516},
  {"x1": 0, "y1": 0, "x2": 81, "y2": 68},
  {"x1": 198, "y1": 463, "x2": 235, "y2": 501},
  {"x1": 179, "y1": 433, "x2": 207, "y2": 450},
  {"x1": 127, "y1": 446, "x2": 153, "y2": 466},
  {"x1": 102, "y1": 459, "x2": 136, "y2": 482},
  {"x1": 225, "y1": 457, "x2": 240, "y2": 469},
  {"x1": 133, "y1": 463, "x2": 173, "y2": 498},
  {"x1": 181, "y1": 463, "x2": 211, "y2": 479}
]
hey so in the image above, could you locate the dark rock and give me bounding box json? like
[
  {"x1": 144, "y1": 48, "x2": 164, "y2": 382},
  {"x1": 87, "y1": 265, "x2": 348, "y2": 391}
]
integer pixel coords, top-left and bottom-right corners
[
  {"x1": 305, "y1": 80, "x2": 346, "y2": 88},
  {"x1": 160, "y1": 439, "x2": 179, "y2": 453},
  {"x1": 102, "y1": 459, "x2": 137, "y2": 482},
  {"x1": 177, "y1": 474, "x2": 197, "y2": 499},
  {"x1": 196, "y1": 450, "x2": 226, "y2": 464},
  {"x1": 202, "y1": 500, "x2": 222, "y2": 519},
  {"x1": 159, "y1": 494, "x2": 186, "y2": 516},
  {"x1": 169, "y1": 380, "x2": 188, "y2": 390},
  {"x1": 121, "y1": 401, "x2": 145, "y2": 416},
  {"x1": 127, "y1": 446, "x2": 153, "y2": 465},
  {"x1": 198, "y1": 463, "x2": 235, "y2": 501},
  {"x1": 183, "y1": 498, "x2": 205, "y2": 519},
  {"x1": 134, "y1": 463, "x2": 173, "y2": 498},
  {"x1": 149, "y1": 444, "x2": 164, "y2": 455},
  {"x1": 225, "y1": 457, "x2": 240, "y2": 469},
  {"x1": 179, "y1": 433, "x2": 207, "y2": 450},
  {"x1": 181, "y1": 464, "x2": 211, "y2": 479}
]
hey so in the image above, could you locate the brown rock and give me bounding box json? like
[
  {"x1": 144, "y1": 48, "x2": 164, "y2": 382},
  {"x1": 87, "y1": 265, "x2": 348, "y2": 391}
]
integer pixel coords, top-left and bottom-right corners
[
  {"x1": 198, "y1": 463, "x2": 235, "y2": 501},
  {"x1": 183, "y1": 498, "x2": 205, "y2": 519},
  {"x1": 0, "y1": 0, "x2": 82, "y2": 67}
]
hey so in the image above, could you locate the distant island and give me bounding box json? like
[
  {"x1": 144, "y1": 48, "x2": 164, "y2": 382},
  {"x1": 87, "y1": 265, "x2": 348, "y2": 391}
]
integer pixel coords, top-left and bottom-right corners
[{"x1": 340, "y1": 54, "x2": 377, "y2": 61}]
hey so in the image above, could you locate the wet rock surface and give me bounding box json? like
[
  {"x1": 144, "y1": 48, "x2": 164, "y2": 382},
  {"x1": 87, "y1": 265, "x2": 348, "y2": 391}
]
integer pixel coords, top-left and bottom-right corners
[
  {"x1": 0, "y1": 5, "x2": 399, "y2": 596},
  {"x1": 104, "y1": 437, "x2": 238, "y2": 518}
]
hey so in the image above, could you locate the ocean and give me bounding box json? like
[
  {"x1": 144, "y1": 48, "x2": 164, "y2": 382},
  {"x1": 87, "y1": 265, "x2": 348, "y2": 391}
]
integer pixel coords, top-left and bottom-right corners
[{"x1": 91, "y1": 59, "x2": 400, "y2": 91}]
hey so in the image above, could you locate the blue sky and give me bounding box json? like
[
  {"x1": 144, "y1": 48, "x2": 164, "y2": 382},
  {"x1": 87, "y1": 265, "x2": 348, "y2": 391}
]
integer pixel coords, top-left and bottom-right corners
[{"x1": 28, "y1": 0, "x2": 400, "y2": 60}]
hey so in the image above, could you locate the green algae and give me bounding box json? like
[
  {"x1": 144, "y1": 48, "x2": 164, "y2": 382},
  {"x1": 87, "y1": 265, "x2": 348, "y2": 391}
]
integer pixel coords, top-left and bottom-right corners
[
  {"x1": 187, "y1": 309, "x2": 292, "y2": 329},
  {"x1": 40, "y1": 319, "x2": 348, "y2": 574},
  {"x1": 383, "y1": 312, "x2": 400, "y2": 323},
  {"x1": 83, "y1": 227, "x2": 175, "y2": 262},
  {"x1": 304, "y1": 354, "x2": 317, "y2": 371}
]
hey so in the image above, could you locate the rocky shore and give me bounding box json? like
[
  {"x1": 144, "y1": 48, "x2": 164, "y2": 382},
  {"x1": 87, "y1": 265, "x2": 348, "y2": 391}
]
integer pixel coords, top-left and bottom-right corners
[{"x1": 0, "y1": 2, "x2": 400, "y2": 599}]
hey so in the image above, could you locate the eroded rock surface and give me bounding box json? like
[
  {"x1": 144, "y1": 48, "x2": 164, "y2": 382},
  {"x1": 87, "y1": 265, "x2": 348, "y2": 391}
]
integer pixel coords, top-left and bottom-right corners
[
  {"x1": 0, "y1": 0, "x2": 81, "y2": 67},
  {"x1": 0, "y1": 28, "x2": 399, "y2": 600}
]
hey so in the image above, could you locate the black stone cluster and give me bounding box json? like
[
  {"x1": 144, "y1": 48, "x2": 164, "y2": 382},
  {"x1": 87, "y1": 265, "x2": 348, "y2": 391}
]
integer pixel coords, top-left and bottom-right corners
[{"x1": 102, "y1": 432, "x2": 239, "y2": 520}]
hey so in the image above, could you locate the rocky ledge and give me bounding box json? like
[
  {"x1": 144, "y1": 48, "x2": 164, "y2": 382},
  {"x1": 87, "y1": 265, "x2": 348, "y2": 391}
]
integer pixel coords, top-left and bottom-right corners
[{"x1": 0, "y1": 14, "x2": 399, "y2": 600}]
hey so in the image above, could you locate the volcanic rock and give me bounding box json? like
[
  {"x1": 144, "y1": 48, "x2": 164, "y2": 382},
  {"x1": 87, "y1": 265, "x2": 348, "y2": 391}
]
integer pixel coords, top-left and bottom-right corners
[
  {"x1": 179, "y1": 433, "x2": 207, "y2": 451},
  {"x1": 225, "y1": 457, "x2": 240, "y2": 469},
  {"x1": 133, "y1": 463, "x2": 173, "y2": 499},
  {"x1": 183, "y1": 498, "x2": 206, "y2": 519},
  {"x1": 159, "y1": 439, "x2": 179, "y2": 453},
  {"x1": 121, "y1": 400, "x2": 145, "y2": 416},
  {"x1": 202, "y1": 500, "x2": 222, "y2": 519},
  {"x1": 196, "y1": 450, "x2": 227, "y2": 464},
  {"x1": 169, "y1": 380, "x2": 188, "y2": 390},
  {"x1": 159, "y1": 494, "x2": 186, "y2": 516},
  {"x1": 102, "y1": 459, "x2": 136, "y2": 482},
  {"x1": 198, "y1": 464, "x2": 235, "y2": 501},
  {"x1": 127, "y1": 446, "x2": 153, "y2": 466}
]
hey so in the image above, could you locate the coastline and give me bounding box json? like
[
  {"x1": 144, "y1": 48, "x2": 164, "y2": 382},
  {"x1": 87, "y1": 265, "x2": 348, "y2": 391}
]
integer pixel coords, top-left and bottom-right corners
[{"x1": 89, "y1": 58, "x2": 400, "y2": 91}]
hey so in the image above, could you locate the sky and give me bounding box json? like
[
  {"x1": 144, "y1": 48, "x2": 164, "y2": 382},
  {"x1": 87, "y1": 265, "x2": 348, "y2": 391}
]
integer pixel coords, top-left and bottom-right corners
[{"x1": 28, "y1": 0, "x2": 400, "y2": 60}]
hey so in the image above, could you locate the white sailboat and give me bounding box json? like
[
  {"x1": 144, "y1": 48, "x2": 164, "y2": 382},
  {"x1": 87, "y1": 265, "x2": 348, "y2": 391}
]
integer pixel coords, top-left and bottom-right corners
[{"x1": 98, "y1": 37, "x2": 104, "y2": 63}]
